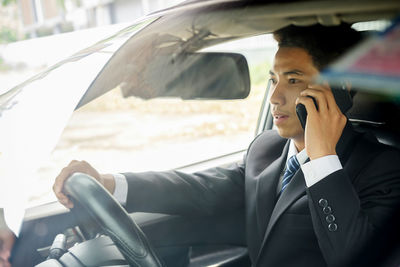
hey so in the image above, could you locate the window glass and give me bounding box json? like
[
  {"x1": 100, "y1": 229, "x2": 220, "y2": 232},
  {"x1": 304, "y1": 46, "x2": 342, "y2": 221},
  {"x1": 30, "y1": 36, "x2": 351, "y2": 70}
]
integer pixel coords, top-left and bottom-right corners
[{"x1": 31, "y1": 34, "x2": 278, "y2": 206}]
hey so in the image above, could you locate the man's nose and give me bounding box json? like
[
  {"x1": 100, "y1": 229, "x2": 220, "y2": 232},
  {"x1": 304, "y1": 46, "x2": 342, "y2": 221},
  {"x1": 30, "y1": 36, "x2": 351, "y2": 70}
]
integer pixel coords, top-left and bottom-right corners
[{"x1": 269, "y1": 82, "x2": 285, "y2": 106}]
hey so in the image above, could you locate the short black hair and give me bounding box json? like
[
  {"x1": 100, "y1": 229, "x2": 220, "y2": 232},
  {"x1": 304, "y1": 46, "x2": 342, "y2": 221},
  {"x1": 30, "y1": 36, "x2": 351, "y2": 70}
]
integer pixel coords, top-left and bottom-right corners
[{"x1": 273, "y1": 24, "x2": 363, "y2": 70}]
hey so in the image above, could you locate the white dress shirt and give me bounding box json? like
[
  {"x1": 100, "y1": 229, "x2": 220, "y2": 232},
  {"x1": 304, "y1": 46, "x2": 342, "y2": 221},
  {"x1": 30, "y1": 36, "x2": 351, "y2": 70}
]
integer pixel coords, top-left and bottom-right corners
[
  {"x1": 289, "y1": 140, "x2": 343, "y2": 187},
  {"x1": 113, "y1": 140, "x2": 343, "y2": 204},
  {"x1": 113, "y1": 173, "x2": 128, "y2": 206}
]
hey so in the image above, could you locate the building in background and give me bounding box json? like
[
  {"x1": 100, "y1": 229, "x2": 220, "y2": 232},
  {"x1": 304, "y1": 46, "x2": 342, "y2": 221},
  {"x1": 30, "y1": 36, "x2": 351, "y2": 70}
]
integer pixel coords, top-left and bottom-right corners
[{"x1": 17, "y1": 0, "x2": 182, "y2": 38}]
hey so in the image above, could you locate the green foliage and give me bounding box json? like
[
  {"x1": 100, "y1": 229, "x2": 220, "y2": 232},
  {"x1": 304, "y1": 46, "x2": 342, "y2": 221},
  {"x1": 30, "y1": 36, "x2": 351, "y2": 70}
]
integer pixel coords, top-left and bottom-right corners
[
  {"x1": 0, "y1": 27, "x2": 17, "y2": 43},
  {"x1": 1, "y1": 0, "x2": 16, "y2": 6}
]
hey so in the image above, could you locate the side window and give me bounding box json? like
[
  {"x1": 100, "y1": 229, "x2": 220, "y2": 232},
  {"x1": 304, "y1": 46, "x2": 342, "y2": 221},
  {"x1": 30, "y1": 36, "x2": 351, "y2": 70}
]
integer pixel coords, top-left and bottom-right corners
[{"x1": 32, "y1": 34, "x2": 277, "y2": 206}]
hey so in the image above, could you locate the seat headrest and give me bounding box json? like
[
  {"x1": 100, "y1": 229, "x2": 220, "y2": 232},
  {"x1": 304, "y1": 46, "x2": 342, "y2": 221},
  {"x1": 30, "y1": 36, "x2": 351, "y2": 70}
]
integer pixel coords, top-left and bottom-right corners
[{"x1": 347, "y1": 91, "x2": 400, "y2": 150}]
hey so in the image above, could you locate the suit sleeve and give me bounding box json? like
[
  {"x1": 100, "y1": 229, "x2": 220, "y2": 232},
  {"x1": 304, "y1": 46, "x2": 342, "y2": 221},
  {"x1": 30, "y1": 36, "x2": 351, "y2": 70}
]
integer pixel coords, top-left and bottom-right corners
[
  {"x1": 306, "y1": 147, "x2": 400, "y2": 266},
  {"x1": 121, "y1": 161, "x2": 246, "y2": 216}
]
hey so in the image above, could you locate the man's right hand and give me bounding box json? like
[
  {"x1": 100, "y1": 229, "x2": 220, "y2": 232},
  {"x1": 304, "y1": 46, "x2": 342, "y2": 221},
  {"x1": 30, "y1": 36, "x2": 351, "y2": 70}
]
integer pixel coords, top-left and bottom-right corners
[{"x1": 53, "y1": 160, "x2": 115, "y2": 209}]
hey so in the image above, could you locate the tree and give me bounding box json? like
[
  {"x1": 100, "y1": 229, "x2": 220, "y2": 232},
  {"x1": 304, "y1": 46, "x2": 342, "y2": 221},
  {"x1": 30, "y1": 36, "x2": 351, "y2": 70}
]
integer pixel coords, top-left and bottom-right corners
[{"x1": 1, "y1": 0, "x2": 16, "y2": 7}]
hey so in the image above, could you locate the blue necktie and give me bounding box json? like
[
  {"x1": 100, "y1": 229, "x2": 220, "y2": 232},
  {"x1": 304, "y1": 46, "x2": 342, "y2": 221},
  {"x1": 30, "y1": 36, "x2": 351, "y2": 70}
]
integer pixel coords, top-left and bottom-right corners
[{"x1": 280, "y1": 155, "x2": 300, "y2": 193}]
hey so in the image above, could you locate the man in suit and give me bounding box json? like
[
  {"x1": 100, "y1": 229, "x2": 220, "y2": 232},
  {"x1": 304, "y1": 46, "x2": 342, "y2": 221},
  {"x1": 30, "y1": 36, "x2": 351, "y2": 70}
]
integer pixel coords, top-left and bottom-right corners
[{"x1": 54, "y1": 24, "x2": 400, "y2": 266}]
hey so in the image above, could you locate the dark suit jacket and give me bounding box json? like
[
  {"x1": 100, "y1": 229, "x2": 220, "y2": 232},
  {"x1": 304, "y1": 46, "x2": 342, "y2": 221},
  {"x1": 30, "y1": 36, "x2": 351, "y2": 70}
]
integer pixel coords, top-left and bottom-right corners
[{"x1": 122, "y1": 123, "x2": 400, "y2": 266}]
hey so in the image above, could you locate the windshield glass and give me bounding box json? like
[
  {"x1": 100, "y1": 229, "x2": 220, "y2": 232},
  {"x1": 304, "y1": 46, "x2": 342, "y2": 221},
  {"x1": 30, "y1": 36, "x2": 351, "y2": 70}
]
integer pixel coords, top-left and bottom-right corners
[
  {"x1": 0, "y1": 18, "x2": 156, "y2": 232},
  {"x1": 31, "y1": 33, "x2": 277, "y2": 206}
]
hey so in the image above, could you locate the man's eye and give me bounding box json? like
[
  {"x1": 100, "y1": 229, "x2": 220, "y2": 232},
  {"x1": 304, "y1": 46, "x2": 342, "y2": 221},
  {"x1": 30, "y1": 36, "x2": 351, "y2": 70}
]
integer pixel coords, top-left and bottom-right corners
[
  {"x1": 288, "y1": 78, "x2": 299, "y2": 84},
  {"x1": 269, "y1": 78, "x2": 277, "y2": 85}
]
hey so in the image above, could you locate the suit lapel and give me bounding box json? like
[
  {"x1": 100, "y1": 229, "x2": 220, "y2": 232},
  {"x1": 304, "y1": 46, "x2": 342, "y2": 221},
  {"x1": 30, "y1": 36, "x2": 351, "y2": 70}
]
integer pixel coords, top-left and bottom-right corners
[
  {"x1": 255, "y1": 162, "x2": 307, "y2": 265},
  {"x1": 255, "y1": 141, "x2": 289, "y2": 239},
  {"x1": 265, "y1": 169, "x2": 306, "y2": 237}
]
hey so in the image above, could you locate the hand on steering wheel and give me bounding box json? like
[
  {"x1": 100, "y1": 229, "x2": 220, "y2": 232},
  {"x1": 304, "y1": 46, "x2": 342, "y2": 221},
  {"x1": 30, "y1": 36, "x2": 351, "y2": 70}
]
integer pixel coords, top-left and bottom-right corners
[{"x1": 64, "y1": 173, "x2": 163, "y2": 267}]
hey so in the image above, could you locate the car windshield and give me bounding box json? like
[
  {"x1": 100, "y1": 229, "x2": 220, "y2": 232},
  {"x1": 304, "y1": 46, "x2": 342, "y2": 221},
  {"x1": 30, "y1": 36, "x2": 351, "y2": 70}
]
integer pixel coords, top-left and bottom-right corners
[
  {"x1": 0, "y1": 17, "x2": 157, "y2": 230},
  {"x1": 29, "y1": 33, "x2": 277, "y2": 207}
]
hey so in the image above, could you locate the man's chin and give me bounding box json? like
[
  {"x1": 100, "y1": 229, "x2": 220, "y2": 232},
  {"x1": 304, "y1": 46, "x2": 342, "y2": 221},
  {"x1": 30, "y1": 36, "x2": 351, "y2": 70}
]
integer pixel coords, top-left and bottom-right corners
[
  {"x1": 276, "y1": 131, "x2": 291, "y2": 139},
  {"x1": 275, "y1": 127, "x2": 303, "y2": 140},
  {"x1": 275, "y1": 126, "x2": 290, "y2": 138}
]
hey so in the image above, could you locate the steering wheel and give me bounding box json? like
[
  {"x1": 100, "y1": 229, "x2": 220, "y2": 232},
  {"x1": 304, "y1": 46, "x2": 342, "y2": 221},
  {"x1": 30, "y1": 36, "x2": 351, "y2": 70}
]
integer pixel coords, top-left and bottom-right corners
[{"x1": 64, "y1": 172, "x2": 163, "y2": 267}]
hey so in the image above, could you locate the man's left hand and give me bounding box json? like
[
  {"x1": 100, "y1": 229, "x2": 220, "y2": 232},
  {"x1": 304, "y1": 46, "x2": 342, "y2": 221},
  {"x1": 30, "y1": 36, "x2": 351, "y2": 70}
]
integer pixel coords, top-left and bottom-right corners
[
  {"x1": 0, "y1": 227, "x2": 15, "y2": 267},
  {"x1": 296, "y1": 82, "x2": 347, "y2": 160}
]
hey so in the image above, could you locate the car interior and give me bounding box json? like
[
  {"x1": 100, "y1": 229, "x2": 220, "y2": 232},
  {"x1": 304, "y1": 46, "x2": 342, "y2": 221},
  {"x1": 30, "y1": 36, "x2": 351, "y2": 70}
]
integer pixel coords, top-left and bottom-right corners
[
  {"x1": 348, "y1": 91, "x2": 400, "y2": 150},
  {"x1": 7, "y1": 0, "x2": 400, "y2": 266}
]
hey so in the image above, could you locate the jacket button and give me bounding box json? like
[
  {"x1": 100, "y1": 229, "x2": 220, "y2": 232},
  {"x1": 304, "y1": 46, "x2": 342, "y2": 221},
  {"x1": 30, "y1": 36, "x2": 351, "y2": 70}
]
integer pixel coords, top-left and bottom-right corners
[
  {"x1": 326, "y1": 214, "x2": 335, "y2": 223},
  {"x1": 328, "y1": 223, "x2": 338, "y2": 232},
  {"x1": 318, "y1": 199, "x2": 328, "y2": 208},
  {"x1": 323, "y1": 206, "x2": 332, "y2": 214}
]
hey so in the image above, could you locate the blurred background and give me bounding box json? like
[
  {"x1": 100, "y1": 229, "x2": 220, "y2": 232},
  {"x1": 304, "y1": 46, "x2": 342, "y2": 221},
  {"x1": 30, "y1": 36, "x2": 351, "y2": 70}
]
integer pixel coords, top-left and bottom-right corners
[{"x1": 0, "y1": 0, "x2": 183, "y2": 91}]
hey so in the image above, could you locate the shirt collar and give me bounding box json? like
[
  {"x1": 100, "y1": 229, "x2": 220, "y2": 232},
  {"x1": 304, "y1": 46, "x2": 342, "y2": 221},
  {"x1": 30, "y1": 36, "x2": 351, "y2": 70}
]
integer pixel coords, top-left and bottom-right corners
[{"x1": 288, "y1": 140, "x2": 308, "y2": 165}]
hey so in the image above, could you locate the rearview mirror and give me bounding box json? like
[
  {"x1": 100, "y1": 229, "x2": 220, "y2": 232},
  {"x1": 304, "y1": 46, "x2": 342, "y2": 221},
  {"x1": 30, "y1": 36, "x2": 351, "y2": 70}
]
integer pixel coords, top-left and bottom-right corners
[{"x1": 121, "y1": 52, "x2": 250, "y2": 100}]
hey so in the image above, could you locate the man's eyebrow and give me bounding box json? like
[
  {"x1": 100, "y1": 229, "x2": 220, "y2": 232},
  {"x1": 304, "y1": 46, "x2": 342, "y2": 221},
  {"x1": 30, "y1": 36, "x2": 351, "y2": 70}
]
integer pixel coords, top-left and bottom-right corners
[
  {"x1": 283, "y1": 70, "x2": 304, "y2": 76},
  {"x1": 268, "y1": 69, "x2": 304, "y2": 76}
]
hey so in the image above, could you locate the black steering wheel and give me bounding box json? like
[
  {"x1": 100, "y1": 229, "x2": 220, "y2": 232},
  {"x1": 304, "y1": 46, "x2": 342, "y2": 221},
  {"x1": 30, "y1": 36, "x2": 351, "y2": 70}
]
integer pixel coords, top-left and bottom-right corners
[{"x1": 64, "y1": 172, "x2": 163, "y2": 267}]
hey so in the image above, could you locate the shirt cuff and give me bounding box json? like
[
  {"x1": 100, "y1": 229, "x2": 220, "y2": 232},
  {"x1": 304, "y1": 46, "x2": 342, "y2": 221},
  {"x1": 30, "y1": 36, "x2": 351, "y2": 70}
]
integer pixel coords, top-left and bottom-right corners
[
  {"x1": 112, "y1": 173, "x2": 128, "y2": 206},
  {"x1": 301, "y1": 155, "x2": 342, "y2": 187}
]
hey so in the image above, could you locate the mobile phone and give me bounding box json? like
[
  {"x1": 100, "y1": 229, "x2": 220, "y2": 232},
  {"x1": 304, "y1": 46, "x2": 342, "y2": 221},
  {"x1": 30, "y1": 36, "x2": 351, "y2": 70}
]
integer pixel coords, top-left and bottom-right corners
[{"x1": 296, "y1": 85, "x2": 353, "y2": 129}]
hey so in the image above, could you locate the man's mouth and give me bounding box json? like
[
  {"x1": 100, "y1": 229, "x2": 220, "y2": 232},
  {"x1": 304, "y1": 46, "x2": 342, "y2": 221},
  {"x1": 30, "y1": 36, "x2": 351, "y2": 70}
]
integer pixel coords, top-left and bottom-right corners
[
  {"x1": 274, "y1": 114, "x2": 288, "y2": 119},
  {"x1": 272, "y1": 113, "x2": 289, "y2": 125}
]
